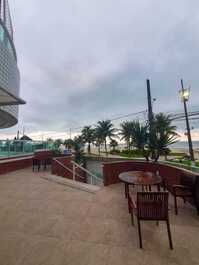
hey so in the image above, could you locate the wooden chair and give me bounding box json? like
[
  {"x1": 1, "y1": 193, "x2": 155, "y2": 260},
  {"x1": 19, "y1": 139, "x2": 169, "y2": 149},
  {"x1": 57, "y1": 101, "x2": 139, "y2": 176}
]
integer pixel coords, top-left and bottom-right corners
[
  {"x1": 128, "y1": 191, "x2": 173, "y2": 249},
  {"x1": 32, "y1": 150, "x2": 53, "y2": 171},
  {"x1": 172, "y1": 184, "x2": 193, "y2": 215}
]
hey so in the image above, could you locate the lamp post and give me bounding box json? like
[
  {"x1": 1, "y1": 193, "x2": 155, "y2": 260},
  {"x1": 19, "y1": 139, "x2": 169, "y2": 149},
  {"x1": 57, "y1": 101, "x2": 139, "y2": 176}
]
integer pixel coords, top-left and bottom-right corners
[{"x1": 179, "y1": 79, "x2": 194, "y2": 161}]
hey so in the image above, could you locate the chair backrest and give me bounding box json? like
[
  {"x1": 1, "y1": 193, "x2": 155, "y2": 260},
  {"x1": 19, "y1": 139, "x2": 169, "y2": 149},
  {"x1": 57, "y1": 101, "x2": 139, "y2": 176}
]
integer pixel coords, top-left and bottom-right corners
[{"x1": 137, "y1": 192, "x2": 169, "y2": 220}]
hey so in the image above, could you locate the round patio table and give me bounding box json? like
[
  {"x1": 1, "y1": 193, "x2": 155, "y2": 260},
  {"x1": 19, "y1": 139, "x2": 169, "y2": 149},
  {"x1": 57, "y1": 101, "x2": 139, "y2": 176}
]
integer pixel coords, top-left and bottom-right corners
[{"x1": 118, "y1": 171, "x2": 162, "y2": 198}]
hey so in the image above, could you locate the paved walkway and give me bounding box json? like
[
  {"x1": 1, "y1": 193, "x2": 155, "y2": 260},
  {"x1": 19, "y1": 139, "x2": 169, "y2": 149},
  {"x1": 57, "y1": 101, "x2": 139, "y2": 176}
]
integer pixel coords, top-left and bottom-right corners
[{"x1": 0, "y1": 168, "x2": 199, "y2": 265}]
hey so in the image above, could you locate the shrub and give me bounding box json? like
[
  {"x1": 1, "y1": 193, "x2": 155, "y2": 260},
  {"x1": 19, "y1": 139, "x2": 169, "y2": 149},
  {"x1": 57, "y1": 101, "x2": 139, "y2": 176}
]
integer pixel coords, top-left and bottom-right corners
[
  {"x1": 120, "y1": 149, "x2": 143, "y2": 157},
  {"x1": 109, "y1": 149, "x2": 121, "y2": 155}
]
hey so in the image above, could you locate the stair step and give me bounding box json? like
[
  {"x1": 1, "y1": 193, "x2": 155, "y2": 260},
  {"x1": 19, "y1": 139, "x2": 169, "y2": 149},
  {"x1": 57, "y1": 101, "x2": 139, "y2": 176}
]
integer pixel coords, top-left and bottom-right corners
[{"x1": 41, "y1": 174, "x2": 101, "y2": 193}]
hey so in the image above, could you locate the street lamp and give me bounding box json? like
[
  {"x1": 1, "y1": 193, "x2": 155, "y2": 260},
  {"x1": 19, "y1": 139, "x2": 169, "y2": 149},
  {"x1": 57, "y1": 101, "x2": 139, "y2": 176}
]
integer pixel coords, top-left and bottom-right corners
[
  {"x1": 179, "y1": 87, "x2": 190, "y2": 102},
  {"x1": 179, "y1": 79, "x2": 194, "y2": 162}
]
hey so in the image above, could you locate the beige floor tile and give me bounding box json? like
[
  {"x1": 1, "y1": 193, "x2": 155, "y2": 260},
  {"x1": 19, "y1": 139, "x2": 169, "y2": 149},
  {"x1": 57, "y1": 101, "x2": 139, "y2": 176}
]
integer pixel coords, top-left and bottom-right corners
[
  {"x1": 0, "y1": 232, "x2": 35, "y2": 265},
  {"x1": 18, "y1": 236, "x2": 66, "y2": 265},
  {"x1": 17, "y1": 212, "x2": 58, "y2": 236},
  {"x1": 61, "y1": 240, "x2": 110, "y2": 265}
]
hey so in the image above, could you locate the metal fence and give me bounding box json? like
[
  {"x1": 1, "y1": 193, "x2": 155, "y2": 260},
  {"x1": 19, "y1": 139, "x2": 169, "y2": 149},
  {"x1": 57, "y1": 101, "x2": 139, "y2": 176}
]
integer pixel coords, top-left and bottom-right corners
[{"x1": 0, "y1": 140, "x2": 53, "y2": 157}]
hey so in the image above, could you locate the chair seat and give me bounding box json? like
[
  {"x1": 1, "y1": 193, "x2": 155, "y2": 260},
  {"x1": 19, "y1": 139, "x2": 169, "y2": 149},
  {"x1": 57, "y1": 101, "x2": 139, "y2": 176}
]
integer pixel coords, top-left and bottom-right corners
[
  {"x1": 173, "y1": 184, "x2": 193, "y2": 197},
  {"x1": 175, "y1": 189, "x2": 193, "y2": 197}
]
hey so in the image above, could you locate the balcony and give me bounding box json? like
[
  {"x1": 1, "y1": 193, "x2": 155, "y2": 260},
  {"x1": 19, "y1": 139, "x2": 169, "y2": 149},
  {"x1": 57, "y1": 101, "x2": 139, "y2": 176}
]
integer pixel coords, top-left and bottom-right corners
[{"x1": 0, "y1": 165, "x2": 199, "y2": 264}]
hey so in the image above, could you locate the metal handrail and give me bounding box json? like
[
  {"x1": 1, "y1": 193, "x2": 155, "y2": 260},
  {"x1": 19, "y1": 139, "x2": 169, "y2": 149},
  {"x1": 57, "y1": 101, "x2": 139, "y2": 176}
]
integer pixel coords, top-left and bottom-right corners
[
  {"x1": 53, "y1": 158, "x2": 84, "y2": 180},
  {"x1": 71, "y1": 160, "x2": 103, "y2": 185}
]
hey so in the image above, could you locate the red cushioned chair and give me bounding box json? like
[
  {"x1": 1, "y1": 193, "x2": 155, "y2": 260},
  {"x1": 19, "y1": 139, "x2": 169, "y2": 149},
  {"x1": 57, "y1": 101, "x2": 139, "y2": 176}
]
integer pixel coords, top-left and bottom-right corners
[{"x1": 128, "y1": 191, "x2": 173, "y2": 249}]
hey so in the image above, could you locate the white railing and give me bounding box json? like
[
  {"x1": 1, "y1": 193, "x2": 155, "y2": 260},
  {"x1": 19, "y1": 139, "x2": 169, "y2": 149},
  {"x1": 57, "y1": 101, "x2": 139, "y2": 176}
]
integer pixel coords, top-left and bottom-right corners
[
  {"x1": 53, "y1": 158, "x2": 85, "y2": 181},
  {"x1": 71, "y1": 160, "x2": 103, "y2": 186}
]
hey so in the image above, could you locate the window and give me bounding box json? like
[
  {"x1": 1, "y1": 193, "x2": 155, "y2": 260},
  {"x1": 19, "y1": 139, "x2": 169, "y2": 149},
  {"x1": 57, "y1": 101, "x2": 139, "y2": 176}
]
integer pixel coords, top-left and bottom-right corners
[{"x1": 0, "y1": 24, "x2": 4, "y2": 42}]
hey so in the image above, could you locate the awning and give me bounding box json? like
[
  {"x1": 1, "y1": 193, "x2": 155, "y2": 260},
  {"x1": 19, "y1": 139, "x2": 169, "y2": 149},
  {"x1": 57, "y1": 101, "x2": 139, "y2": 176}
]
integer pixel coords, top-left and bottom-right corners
[{"x1": 0, "y1": 86, "x2": 26, "y2": 106}]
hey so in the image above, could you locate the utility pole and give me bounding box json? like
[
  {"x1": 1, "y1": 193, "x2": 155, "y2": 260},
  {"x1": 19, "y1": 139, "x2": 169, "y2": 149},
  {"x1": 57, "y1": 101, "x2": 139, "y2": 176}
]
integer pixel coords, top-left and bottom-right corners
[
  {"x1": 69, "y1": 128, "x2": 72, "y2": 139},
  {"x1": 180, "y1": 79, "x2": 194, "y2": 161},
  {"x1": 146, "y1": 79, "x2": 155, "y2": 160},
  {"x1": 17, "y1": 130, "x2": 19, "y2": 140},
  {"x1": 146, "y1": 79, "x2": 154, "y2": 128}
]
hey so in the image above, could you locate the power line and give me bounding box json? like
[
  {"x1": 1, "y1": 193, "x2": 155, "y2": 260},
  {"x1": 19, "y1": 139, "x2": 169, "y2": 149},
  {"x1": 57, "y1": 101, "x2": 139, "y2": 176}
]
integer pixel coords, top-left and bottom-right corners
[{"x1": 71, "y1": 109, "x2": 147, "y2": 131}]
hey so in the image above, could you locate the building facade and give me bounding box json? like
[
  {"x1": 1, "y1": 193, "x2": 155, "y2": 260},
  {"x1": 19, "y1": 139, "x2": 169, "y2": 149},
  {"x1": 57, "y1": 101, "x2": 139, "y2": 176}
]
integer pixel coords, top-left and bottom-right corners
[{"x1": 0, "y1": 0, "x2": 23, "y2": 128}]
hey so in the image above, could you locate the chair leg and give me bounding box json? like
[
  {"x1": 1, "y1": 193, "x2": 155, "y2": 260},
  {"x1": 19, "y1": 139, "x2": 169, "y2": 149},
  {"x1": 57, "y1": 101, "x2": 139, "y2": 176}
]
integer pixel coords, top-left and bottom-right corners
[
  {"x1": 166, "y1": 219, "x2": 173, "y2": 250},
  {"x1": 131, "y1": 210, "x2": 134, "y2": 226},
  {"x1": 137, "y1": 219, "x2": 143, "y2": 249},
  {"x1": 125, "y1": 184, "x2": 128, "y2": 198},
  {"x1": 128, "y1": 197, "x2": 131, "y2": 213},
  {"x1": 193, "y1": 195, "x2": 199, "y2": 215},
  {"x1": 44, "y1": 160, "x2": 47, "y2": 170},
  {"x1": 174, "y1": 195, "x2": 178, "y2": 215}
]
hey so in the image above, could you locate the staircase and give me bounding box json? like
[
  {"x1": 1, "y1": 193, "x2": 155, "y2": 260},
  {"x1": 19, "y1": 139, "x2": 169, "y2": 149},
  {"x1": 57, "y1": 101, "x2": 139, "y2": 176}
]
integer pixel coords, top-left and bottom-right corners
[{"x1": 49, "y1": 156, "x2": 103, "y2": 192}]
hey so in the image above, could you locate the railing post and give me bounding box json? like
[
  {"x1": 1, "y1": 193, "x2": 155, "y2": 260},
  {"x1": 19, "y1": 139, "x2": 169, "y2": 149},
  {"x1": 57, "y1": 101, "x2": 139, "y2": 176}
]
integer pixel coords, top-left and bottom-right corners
[
  {"x1": 73, "y1": 163, "x2": 76, "y2": 181},
  {"x1": 90, "y1": 175, "x2": 93, "y2": 185}
]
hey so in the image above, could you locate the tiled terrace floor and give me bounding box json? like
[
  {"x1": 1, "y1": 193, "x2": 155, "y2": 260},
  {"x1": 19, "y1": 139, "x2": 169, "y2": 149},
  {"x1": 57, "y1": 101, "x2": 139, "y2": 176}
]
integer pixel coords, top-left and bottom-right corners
[{"x1": 0, "y1": 168, "x2": 199, "y2": 265}]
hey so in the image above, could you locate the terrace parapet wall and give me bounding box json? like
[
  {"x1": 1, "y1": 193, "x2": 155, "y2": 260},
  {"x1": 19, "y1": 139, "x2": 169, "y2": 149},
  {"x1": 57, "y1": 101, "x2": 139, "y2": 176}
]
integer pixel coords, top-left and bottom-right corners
[
  {"x1": 0, "y1": 155, "x2": 33, "y2": 175},
  {"x1": 102, "y1": 160, "x2": 199, "y2": 211}
]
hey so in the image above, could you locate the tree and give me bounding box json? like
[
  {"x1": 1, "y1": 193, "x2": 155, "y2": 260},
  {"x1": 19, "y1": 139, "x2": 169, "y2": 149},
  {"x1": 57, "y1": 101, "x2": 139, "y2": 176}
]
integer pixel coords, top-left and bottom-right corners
[
  {"x1": 73, "y1": 136, "x2": 85, "y2": 163},
  {"x1": 131, "y1": 121, "x2": 149, "y2": 160},
  {"x1": 54, "y1": 139, "x2": 63, "y2": 149},
  {"x1": 96, "y1": 120, "x2": 115, "y2": 155},
  {"x1": 81, "y1": 126, "x2": 95, "y2": 154},
  {"x1": 149, "y1": 113, "x2": 179, "y2": 161},
  {"x1": 64, "y1": 139, "x2": 74, "y2": 149},
  {"x1": 120, "y1": 121, "x2": 134, "y2": 150},
  {"x1": 127, "y1": 113, "x2": 178, "y2": 162},
  {"x1": 110, "y1": 139, "x2": 118, "y2": 151},
  {"x1": 94, "y1": 127, "x2": 103, "y2": 155}
]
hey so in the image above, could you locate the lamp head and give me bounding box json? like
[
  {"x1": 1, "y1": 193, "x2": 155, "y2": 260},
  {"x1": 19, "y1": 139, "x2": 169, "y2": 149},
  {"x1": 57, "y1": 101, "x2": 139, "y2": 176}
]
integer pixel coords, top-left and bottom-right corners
[{"x1": 179, "y1": 87, "x2": 190, "y2": 102}]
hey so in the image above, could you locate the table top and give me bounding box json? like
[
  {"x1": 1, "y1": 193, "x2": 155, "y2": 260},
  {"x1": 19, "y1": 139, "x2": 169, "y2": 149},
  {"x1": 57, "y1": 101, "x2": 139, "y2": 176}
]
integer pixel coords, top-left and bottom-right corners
[{"x1": 118, "y1": 171, "x2": 162, "y2": 186}]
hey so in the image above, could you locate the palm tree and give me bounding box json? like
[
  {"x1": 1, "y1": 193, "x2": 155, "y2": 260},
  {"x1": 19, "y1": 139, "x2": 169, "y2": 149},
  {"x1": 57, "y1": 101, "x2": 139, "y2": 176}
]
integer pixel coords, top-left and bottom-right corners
[
  {"x1": 81, "y1": 126, "x2": 95, "y2": 154},
  {"x1": 64, "y1": 138, "x2": 74, "y2": 149},
  {"x1": 94, "y1": 127, "x2": 103, "y2": 155},
  {"x1": 73, "y1": 136, "x2": 85, "y2": 163},
  {"x1": 120, "y1": 121, "x2": 134, "y2": 150},
  {"x1": 96, "y1": 120, "x2": 115, "y2": 155},
  {"x1": 150, "y1": 113, "x2": 179, "y2": 161},
  {"x1": 54, "y1": 139, "x2": 63, "y2": 149},
  {"x1": 110, "y1": 139, "x2": 118, "y2": 151},
  {"x1": 131, "y1": 121, "x2": 149, "y2": 160}
]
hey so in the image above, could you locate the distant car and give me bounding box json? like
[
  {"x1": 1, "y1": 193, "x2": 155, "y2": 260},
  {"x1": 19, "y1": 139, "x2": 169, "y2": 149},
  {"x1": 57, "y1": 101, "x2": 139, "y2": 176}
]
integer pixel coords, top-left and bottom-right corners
[{"x1": 63, "y1": 149, "x2": 72, "y2": 155}]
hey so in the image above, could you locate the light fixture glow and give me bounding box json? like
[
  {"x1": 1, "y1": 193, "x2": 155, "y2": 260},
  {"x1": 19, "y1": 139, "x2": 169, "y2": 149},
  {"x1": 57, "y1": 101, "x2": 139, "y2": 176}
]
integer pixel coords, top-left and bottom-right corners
[{"x1": 179, "y1": 88, "x2": 190, "y2": 102}]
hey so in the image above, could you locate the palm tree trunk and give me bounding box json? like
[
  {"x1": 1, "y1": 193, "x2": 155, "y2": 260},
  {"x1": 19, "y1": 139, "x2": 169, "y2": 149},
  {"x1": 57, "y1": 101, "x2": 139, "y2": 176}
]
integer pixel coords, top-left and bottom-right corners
[
  {"x1": 127, "y1": 140, "x2": 130, "y2": 151},
  {"x1": 104, "y1": 139, "x2": 108, "y2": 156},
  {"x1": 155, "y1": 154, "x2": 160, "y2": 162},
  {"x1": 142, "y1": 148, "x2": 149, "y2": 161},
  {"x1": 98, "y1": 145, "x2": 101, "y2": 155},
  {"x1": 88, "y1": 142, "x2": 91, "y2": 154}
]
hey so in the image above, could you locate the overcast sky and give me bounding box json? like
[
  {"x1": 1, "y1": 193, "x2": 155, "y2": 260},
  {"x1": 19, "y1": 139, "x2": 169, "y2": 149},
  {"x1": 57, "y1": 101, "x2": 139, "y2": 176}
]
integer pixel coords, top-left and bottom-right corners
[{"x1": 1, "y1": 0, "x2": 199, "y2": 140}]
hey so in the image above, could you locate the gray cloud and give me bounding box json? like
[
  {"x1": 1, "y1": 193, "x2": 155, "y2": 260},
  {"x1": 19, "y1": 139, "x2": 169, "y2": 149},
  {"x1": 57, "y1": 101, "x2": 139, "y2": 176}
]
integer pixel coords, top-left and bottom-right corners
[{"x1": 1, "y1": 0, "x2": 199, "y2": 138}]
